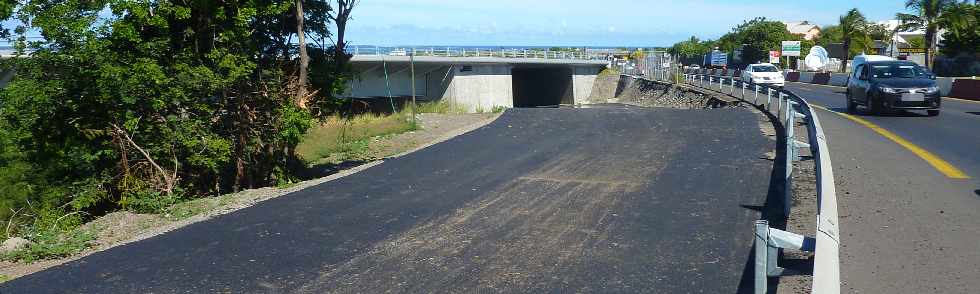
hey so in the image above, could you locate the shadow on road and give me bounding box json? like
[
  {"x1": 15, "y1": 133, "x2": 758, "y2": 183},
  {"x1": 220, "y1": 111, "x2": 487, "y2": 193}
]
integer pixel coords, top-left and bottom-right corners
[
  {"x1": 298, "y1": 160, "x2": 371, "y2": 180},
  {"x1": 733, "y1": 97, "x2": 792, "y2": 294},
  {"x1": 967, "y1": 111, "x2": 980, "y2": 116},
  {"x1": 833, "y1": 107, "x2": 934, "y2": 118},
  {"x1": 974, "y1": 189, "x2": 980, "y2": 197}
]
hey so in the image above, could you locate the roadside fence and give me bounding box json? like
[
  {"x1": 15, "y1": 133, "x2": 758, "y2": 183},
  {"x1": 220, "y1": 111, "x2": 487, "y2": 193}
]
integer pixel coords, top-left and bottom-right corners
[{"x1": 346, "y1": 46, "x2": 607, "y2": 61}]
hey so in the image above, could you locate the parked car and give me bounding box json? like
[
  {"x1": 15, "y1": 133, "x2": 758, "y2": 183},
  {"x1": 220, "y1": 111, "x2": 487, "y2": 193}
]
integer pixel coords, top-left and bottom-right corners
[
  {"x1": 741, "y1": 63, "x2": 785, "y2": 87},
  {"x1": 689, "y1": 64, "x2": 701, "y2": 70},
  {"x1": 846, "y1": 60, "x2": 940, "y2": 116}
]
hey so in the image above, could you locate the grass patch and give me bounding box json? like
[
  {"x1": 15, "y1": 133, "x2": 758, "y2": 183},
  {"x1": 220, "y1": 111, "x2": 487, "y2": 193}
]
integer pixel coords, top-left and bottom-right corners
[
  {"x1": 414, "y1": 100, "x2": 468, "y2": 114},
  {"x1": 598, "y1": 68, "x2": 621, "y2": 78},
  {"x1": 3, "y1": 227, "x2": 95, "y2": 263},
  {"x1": 296, "y1": 112, "x2": 419, "y2": 164}
]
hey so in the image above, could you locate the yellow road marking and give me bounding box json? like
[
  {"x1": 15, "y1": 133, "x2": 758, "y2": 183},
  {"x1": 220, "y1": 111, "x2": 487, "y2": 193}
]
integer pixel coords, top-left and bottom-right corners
[
  {"x1": 946, "y1": 97, "x2": 980, "y2": 104},
  {"x1": 811, "y1": 105, "x2": 970, "y2": 179}
]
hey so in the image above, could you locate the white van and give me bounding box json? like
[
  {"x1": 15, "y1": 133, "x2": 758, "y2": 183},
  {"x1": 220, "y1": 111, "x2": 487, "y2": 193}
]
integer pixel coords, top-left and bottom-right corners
[
  {"x1": 847, "y1": 55, "x2": 895, "y2": 86},
  {"x1": 850, "y1": 55, "x2": 895, "y2": 74}
]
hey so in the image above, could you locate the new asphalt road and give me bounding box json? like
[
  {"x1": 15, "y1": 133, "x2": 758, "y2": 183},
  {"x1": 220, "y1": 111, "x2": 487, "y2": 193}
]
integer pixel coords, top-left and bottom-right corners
[
  {"x1": 784, "y1": 83, "x2": 980, "y2": 293},
  {"x1": 2, "y1": 106, "x2": 775, "y2": 293}
]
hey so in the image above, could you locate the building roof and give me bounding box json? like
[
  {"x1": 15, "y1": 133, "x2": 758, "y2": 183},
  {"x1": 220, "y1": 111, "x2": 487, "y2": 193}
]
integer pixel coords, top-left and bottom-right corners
[{"x1": 783, "y1": 21, "x2": 820, "y2": 35}]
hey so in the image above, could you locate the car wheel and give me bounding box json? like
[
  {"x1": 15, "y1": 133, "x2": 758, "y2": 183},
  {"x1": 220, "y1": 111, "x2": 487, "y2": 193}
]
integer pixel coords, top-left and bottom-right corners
[
  {"x1": 867, "y1": 94, "x2": 881, "y2": 115},
  {"x1": 927, "y1": 110, "x2": 940, "y2": 117},
  {"x1": 846, "y1": 91, "x2": 857, "y2": 113}
]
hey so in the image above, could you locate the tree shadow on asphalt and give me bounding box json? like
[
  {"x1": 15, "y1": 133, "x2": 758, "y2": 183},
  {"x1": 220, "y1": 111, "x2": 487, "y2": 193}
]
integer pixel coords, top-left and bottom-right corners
[
  {"x1": 975, "y1": 189, "x2": 980, "y2": 197},
  {"x1": 297, "y1": 160, "x2": 371, "y2": 180}
]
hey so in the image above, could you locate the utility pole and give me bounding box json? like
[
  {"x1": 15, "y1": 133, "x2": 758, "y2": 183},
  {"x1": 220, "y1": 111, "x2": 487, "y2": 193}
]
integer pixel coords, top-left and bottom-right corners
[{"x1": 410, "y1": 50, "x2": 417, "y2": 126}]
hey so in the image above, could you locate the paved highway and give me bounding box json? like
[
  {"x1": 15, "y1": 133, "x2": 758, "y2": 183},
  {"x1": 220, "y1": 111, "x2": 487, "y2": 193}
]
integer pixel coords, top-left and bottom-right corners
[
  {"x1": 3, "y1": 106, "x2": 774, "y2": 293},
  {"x1": 784, "y1": 82, "x2": 980, "y2": 293}
]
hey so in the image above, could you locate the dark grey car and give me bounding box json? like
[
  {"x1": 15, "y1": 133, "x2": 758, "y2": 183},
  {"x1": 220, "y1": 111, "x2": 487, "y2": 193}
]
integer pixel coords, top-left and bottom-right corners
[{"x1": 846, "y1": 61, "x2": 941, "y2": 116}]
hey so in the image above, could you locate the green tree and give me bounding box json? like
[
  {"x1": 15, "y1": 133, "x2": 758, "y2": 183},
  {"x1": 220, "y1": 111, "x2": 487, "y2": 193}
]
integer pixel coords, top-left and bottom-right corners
[
  {"x1": 670, "y1": 17, "x2": 793, "y2": 66},
  {"x1": 0, "y1": 0, "x2": 351, "y2": 239},
  {"x1": 668, "y1": 36, "x2": 715, "y2": 65},
  {"x1": 733, "y1": 18, "x2": 794, "y2": 64},
  {"x1": 866, "y1": 22, "x2": 894, "y2": 42},
  {"x1": 937, "y1": 3, "x2": 980, "y2": 56},
  {"x1": 839, "y1": 9, "x2": 871, "y2": 71},
  {"x1": 896, "y1": 0, "x2": 959, "y2": 68}
]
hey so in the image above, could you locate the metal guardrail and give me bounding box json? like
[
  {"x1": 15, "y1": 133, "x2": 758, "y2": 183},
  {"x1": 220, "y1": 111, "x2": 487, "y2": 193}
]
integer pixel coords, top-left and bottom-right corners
[
  {"x1": 345, "y1": 46, "x2": 607, "y2": 60},
  {"x1": 670, "y1": 70, "x2": 842, "y2": 294}
]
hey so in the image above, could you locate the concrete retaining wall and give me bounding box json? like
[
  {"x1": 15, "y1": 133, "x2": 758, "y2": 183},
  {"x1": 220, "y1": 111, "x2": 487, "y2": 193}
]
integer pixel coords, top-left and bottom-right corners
[
  {"x1": 443, "y1": 64, "x2": 514, "y2": 112},
  {"x1": 572, "y1": 66, "x2": 600, "y2": 102}
]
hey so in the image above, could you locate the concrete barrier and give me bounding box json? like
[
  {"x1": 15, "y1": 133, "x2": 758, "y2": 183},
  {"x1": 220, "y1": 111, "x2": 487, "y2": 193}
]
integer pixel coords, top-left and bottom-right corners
[
  {"x1": 812, "y1": 73, "x2": 831, "y2": 85},
  {"x1": 786, "y1": 71, "x2": 980, "y2": 100},
  {"x1": 828, "y1": 74, "x2": 848, "y2": 87},
  {"x1": 785, "y1": 72, "x2": 801, "y2": 82},
  {"x1": 949, "y1": 79, "x2": 980, "y2": 101},
  {"x1": 798, "y1": 72, "x2": 815, "y2": 83},
  {"x1": 936, "y1": 77, "x2": 955, "y2": 97}
]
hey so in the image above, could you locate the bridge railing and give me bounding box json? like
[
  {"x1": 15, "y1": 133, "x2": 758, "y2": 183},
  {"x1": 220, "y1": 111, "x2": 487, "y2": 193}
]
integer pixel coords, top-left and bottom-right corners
[
  {"x1": 345, "y1": 46, "x2": 608, "y2": 61},
  {"x1": 668, "y1": 69, "x2": 841, "y2": 294}
]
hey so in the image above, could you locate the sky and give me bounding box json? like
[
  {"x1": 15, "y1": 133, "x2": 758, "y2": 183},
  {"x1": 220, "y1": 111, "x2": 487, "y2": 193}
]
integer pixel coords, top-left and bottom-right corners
[{"x1": 348, "y1": 0, "x2": 909, "y2": 47}]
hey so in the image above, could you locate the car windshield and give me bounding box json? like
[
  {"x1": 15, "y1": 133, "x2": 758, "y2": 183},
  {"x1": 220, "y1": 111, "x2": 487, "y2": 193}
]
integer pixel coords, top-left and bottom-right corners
[
  {"x1": 753, "y1": 65, "x2": 779, "y2": 72},
  {"x1": 871, "y1": 64, "x2": 928, "y2": 79}
]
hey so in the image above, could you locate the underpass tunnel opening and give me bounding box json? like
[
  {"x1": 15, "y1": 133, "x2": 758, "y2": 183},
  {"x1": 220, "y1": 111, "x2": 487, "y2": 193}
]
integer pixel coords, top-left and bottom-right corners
[{"x1": 512, "y1": 66, "x2": 574, "y2": 107}]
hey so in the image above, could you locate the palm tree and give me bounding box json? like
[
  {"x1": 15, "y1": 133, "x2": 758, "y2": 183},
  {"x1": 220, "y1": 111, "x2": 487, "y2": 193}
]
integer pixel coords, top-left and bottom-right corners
[
  {"x1": 937, "y1": 3, "x2": 978, "y2": 38},
  {"x1": 896, "y1": 0, "x2": 957, "y2": 69},
  {"x1": 839, "y1": 9, "x2": 869, "y2": 72}
]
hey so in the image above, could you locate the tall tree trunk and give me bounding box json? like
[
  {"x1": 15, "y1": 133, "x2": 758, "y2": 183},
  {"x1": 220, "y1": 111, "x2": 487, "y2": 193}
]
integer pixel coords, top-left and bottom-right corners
[
  {"x1": 842, "y1": 38, "x2": 851, "y2": 72},
  {"x1": 334, "y1": 13, "x2": 348, "y2": 72},
  {"x1": 331, "y1": 0, "x2": 356, "y2": 73},
  {"x1": 925, "y1": 28, "x2": 934, "y2": 69},
  {"x1": 295, "y1": 0, "x2": 310, "y2": 106}
]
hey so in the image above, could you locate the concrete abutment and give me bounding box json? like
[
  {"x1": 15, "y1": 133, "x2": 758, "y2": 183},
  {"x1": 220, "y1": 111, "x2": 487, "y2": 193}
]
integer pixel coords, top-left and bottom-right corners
[{"x1": 346, "y1": 56, "x2": 605, "y2": 112}]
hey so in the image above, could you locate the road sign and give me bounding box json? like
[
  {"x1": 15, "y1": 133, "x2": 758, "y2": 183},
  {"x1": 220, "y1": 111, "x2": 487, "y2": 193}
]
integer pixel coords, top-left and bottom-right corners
[
  {"x1": 782, "y1": 41, "x2": 801, "y2": 57},
  {"x1": 769, "y1": 51, "x2": 781, "y2": 63}
]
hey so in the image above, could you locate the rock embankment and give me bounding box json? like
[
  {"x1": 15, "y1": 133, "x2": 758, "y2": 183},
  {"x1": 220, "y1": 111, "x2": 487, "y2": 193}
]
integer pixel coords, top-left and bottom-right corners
[{"x1": 590, "y1": 74, "x2": 741, "y2": 109}]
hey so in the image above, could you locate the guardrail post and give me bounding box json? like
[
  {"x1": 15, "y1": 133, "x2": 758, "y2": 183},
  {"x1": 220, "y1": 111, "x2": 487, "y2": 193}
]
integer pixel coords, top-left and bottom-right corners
[
  {"x1": 755, "y1": 220, "x2": 818, "y2": 294},
  {"x1": 784, "y1": 95, "x2": 794, "y2": 218},
  {"x1": 766, "y1": 88, "x2": 772, "y2": 111},
  {"x1": 779, "y1": 92, "x2": 785, "y2": 119},
  {"x1": 755, "y1": 220, "x2": 770, "y2": 294},
  {"x1": 754, "y1": 85, "x2": 759, "y2": 104}
]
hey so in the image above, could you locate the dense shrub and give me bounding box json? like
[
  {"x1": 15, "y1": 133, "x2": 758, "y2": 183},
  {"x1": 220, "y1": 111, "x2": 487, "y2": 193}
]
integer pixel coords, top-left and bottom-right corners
[{"x1": 0, "y1": 0, "x2": 349, "y2": 256}]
